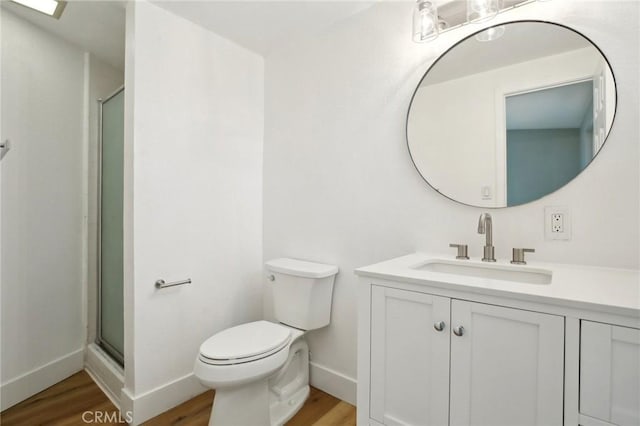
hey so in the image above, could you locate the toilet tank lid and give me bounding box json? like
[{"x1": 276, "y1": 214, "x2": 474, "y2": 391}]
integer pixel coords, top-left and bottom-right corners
[{"x1": 265, "y1": 258, "x2": 339, "y2": 278}]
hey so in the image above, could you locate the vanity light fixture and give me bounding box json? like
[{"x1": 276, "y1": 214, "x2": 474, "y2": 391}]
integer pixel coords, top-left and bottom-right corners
[
  {"x1": 411, "y1": 0, "x2": 536, "y2": 43},
  {"x1": 467, "y1": 0, "x2": 501, "y2": 23},
  {"x1": 475, "y1": 25, "x2": 506, "y2": 41},
  {"x1": 413, "y1": 0, "x2": 439, "y2": 43},
  {"x1": 10, "y1": 0, "x2": 66, "y2": 19}
]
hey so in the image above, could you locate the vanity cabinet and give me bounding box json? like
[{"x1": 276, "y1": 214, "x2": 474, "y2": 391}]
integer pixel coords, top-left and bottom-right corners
[
  {"x1": 580, "y1": 321, "x2": 640, "y2": 426},
  {"x1": 357, "y1": 253, "x2": 640, "y2": 426},
  {"x1": 369, "y1": 285, "x2": 564, "y2": 426}
]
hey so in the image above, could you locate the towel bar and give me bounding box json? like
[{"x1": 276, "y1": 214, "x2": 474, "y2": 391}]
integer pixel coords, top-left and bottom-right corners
[{"x1": 155, "y1": 278, "x2": 191, "y2": 289}]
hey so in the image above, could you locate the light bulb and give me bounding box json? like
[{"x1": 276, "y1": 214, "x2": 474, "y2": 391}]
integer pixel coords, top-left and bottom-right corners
[
  {"x1": 413, "y1": 0, "x2": 439, "y2": 43},
  {"x1": 467, "y1": 0, "x2": 501, "y2": 23}
]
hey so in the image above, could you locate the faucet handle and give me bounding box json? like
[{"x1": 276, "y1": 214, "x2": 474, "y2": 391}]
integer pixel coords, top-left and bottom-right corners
[
  {"x1": 449, "y1": 243, "x2": 469, "y2": 260},
  {"x1": 511, "y1": 248, "x2": 535, "y2": 265}
]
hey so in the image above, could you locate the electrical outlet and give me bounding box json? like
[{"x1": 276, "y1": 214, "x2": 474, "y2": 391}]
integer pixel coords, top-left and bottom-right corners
[
  {"x1": 551, "y1": 213, "x2": 564, "y2": 233},
  {"x1": 545, "y1": 206, "x2": 571, "y2": 240}
]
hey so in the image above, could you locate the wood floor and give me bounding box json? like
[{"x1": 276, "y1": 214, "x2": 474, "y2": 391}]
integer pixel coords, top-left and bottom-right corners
[{"x1": 0, "y1": 371, "x2": 356, "y2": 426}]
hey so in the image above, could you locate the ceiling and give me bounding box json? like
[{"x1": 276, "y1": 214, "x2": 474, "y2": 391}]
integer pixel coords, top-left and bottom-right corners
[
  {"x1": 1, "y1": 0, "x2": 382, "y2": 67},
  {"x1": 1, "y1": 0, "x2": 126, "y2": 70},
  {"x1": 150, "y1": 1, "x2": 377, "y2": 56},
  {"x1": 7, "y1": 0, "x2": 554, "y2": 72}
]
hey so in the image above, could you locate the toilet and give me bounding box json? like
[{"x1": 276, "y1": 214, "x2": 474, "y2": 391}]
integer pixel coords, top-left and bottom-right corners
[{"x1": 194, "y1": 258, "x2": 339, "y2": 426}]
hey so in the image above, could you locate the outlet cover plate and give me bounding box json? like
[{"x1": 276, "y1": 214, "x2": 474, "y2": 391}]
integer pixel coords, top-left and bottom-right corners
[{"x1": 545, "y1": 206, "x2": 571, "y2": 240}]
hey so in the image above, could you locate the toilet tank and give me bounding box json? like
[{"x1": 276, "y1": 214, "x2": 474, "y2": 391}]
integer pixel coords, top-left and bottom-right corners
[{"x1": 265, "y1": 258, "x2": 339, "y2": 331}]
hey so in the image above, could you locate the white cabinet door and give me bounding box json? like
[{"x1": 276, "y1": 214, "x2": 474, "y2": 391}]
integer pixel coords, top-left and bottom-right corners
[
  {"x1": 449, "y1": 300, "x2": 564, "y2": 426},
  {"x1": 370, "y1": 286, "x2": 450, "y2": 426},
  {"x1": 580, "y1": 321, "x2": 640, "y2": 426}
]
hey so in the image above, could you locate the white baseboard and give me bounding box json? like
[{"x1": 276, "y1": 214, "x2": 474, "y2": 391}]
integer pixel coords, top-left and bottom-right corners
[
  {"x1": 0, "y1": 348, "x2": 84, "y2": 411},
  {"x1": 309, "y1": 361, "x2": 357, "y2": 406},
  {"x1": 117, "y1": 362, "x2": 355, "y2": 424},
  {"x1": 121, "y1": 373, "x2": 206, "y2": 425},
  {"x1": 85, "y1": 344, "x2": 124, "y2": 409}
]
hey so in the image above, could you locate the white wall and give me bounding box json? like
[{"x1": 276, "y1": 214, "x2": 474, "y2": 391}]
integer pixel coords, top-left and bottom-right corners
[
  {"x1": 409, "y1": 47, "x2": 604, "y2": 207},
  {"x1": 263, "y1": 0, "x2": 639, "y2": 403},
  {"x1": 1, "y1": 10, "x2": 85, "y2": 409},
  {"x1": 122, "y1": 2, "x2": 264, "y2": 422}
]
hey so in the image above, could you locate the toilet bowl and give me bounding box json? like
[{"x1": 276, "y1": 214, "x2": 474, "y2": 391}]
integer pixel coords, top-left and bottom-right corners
[
  {"x1": 194, "y1": 320, "x2": 308, "y2": 426},
  {"x1": 194, "y1": 258, "x2": 339, "y2": 426}
]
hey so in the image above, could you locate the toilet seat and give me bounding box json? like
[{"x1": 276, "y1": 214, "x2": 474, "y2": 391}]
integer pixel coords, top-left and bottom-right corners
[{"x1": 199, "y1": 321, "x2": 291, "y2": 366}]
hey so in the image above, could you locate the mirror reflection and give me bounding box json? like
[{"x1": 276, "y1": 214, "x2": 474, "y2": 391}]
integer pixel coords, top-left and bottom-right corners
[{"x1": 407, "y1": 21, "x2": 616, "y2": 207}]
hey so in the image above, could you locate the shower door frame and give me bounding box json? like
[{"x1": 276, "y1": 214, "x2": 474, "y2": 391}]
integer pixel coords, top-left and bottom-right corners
[{"x1": 96, "y1": 86, "x2": 125, "y2": 366}]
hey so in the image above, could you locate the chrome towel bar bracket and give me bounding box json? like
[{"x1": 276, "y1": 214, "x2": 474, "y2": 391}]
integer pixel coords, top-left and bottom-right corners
[{"x1": 155, "y1": 278, "x2": 191, "y2": 289}]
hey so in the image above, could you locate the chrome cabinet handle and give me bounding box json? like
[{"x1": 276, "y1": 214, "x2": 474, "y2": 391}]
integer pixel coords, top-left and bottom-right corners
[
  {"x1": 453, "y1": 326, "x2": 465, "y2": 337},
  {"x1": 433, "y1": 321, "x2": 445, "y2": 332},
  {"x1": 267, "y1": 274, "x2": 275, "y2": 281}
]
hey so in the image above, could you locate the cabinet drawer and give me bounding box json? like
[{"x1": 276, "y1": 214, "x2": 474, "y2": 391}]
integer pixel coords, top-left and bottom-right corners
[{"x1": 580, "y1": 321, "x2": 640, "y2": 426}]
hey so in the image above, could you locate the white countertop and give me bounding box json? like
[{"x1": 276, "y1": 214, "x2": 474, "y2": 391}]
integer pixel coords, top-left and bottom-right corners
[{"x1": 355, "y1": 253, "x2": 640, "y2": 317}]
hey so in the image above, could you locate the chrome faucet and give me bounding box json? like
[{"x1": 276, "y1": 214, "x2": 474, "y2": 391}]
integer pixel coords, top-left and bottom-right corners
[{"x1": 477, "y1": 213, "x2": 496, "y2": 262}]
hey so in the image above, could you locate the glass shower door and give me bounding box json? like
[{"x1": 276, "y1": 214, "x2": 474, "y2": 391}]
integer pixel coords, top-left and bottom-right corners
[{"x1": 98, "y1": 88, "x2": 124, "y2": 365}]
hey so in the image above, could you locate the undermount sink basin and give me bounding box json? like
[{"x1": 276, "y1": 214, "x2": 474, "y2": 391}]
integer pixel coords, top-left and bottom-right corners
[{"x1": 411, "y1": 260, "x2": 553, "y2": 285}]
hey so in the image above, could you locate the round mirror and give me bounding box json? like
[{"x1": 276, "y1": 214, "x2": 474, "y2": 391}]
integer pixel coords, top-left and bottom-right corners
[{"x1": 407, "y1": 21, "x2": 616, "y2": 208}]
